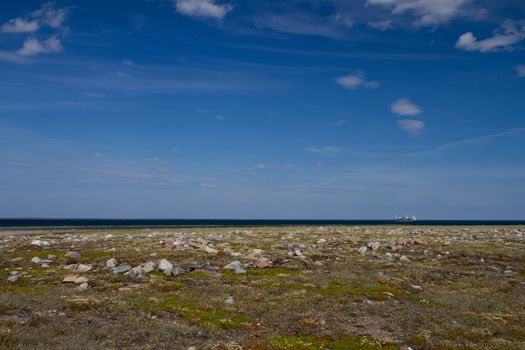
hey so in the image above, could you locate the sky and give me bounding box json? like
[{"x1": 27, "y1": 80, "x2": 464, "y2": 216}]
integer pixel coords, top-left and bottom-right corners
[{"x1": 0, "y1": 0, "x2": 524, "y2": 220}]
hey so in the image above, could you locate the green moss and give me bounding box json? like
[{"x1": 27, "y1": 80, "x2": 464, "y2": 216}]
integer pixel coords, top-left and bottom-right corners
[
  {"x1": 264, "y1": 334, "x2": 399, "y2": 350},
  {"x1": 223, "y1": 268, "x2": 298, "y2": 280},
  {"x1": 184, "y1": 271, "x2": 210, "y2": 279},
  {"x1": 79, "y1": 251, "x2": 111, "y2": 260},
  {"x1": 518, "y1": 268, "x2": 525, "y2": 277},
  {"x1": 132, "y1": 294, "x2": 251, "y2": 330}
]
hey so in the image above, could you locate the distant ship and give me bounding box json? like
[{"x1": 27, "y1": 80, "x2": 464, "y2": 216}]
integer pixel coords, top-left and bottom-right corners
[{"x1": 393, "y1": 214, "x2": 417, "y2": 223}]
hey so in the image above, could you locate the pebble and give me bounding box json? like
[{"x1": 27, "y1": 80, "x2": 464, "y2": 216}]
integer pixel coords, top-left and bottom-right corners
[
  {"x1": 225, "y1": 296, "x2": 234, "y2": 305},
  {"x1": 203, "y1": 245, "x2": 218, "y2": 254},
  {"x1": 256, "y1": 258, "x2": 270, "y2": 269},
  {"x1": 78, "y1": 282, "x2": 89, "y2": 290},
  {"x1": 411, "y1": 285, "x2": 423, "y2": 290},
  {"x1": 129, "y1": 266, "x2": 145, "y2": 278},
  {"x1": 31, "y1": 257, "x2": 42, "y2": 264},
  {"x1": 368, "y1": 241, "x2": 380, "y2": 251},
  {"x1": 75, "y1": 276, "x2": 89, "y2": 284},
  {"x1": 142, "y1": 261, "x2": 156, "y2": 273}
]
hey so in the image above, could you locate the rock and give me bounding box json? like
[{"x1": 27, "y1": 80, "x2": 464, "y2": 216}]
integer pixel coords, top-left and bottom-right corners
[
  {"x1": 384, "y1": 252, "x2": 393, "y2": 260},
  {"x1": 247, "y1": 249, "x2": 264, "y2": 260},
  {"x1": 225, "y1": 296, "x2": 234, "y2": 305},
  {"x1": 399, "y1": 256, "x2": 410, "y2": 263},
  {"x1": 317, "y1": 238, "x2": 327, "y2": 244},
  {"x1": 62, "y1": 275, "x2": 79, "y2": 283},
  {"x1": 112, "y1": 264, "x2": 132, "y2": 275},
  {"x1": 203, "y1": 245, "x2": 218, "y2": 254},
  {"x1": 411, "y1": 285, "x2": 423, "y2": 290},
  {"x1": 294, "y1": 248, "x2": 304, "y2": 257},
  {"x1": 77, "y1": 264, "x2": 93, "y2": 272},
  {"x1": 256, "y1": 258, "x2": 270, "y2": 269},
  {"x1": 223, "y1": 261, "x2": 246, "y2": 274},
  {"x1": 63, "y1": 264, "x2": 78, "y2": 270},
  {"x1": 31, "y1": 257, "x2": 42, "y2": 264},
  {"x1": 74, "y1": 276, "x2": 89, "y2": 284},
  {"x1": 7, "y1": 275, "x2": 19, "y2": 283},
  {"x1": 504, "y1": 269, "x2": 513, "y2": 275},
  {"x1": 78, "y1": 282, "x2": 89, "y2": 290},
  {"x1": 41, "y1": 263, "x2": 50, "y2": 268},
  {"x1": 368, "y1": 241, "x2": 380, "y2": 251},
  {"x1": 163, "y1": 239, "x2": 175, "y2": 249},
  {"x1": 170, "y1": 266, "x2": 196, "y2": 276},
  {"x1": 106, "y1": 258, "x2": 118, "y2": 268},
  {"x1": 358, "y1": 246, "x2": 368, "y2": 255},
  {"x1": 142, "y1": 261, "x2": 156, "y2": 273},
  {"x1": 31, "y1": 240, "x2": 49, "y2": 247},
  {"x1": 159, "y1": 259, "x2": 173, "y2": 275},
  {"x1": 489, "y1": 266, "x2": 501, "y2": 273},
  {"x1": 129, "y1": 266, "x2": 145, "y2": 278},
  {"x1": 65, "y1": 251, "x2": 81, "y2": 259}
]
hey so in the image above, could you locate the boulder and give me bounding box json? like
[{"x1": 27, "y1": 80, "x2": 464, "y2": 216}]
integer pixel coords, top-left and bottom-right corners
[
  {"x1": 159, "y1": 259, "x2": 173, "y2": 275},
  {"x1": 106, "y1": 258, "x2": 118, "y2": 268},
  {"x1": 223, "y1": 261, "x2": 246, "y2": 274},
  {"x1": 77, "y1": 264, "x2": 93, "y2": 272},
  {"x1": 112, "y1": 264, "x2": 132, "y2": 275},
  {"x1": 62, "y1": 275, "x2": 79, "y2": 283}
]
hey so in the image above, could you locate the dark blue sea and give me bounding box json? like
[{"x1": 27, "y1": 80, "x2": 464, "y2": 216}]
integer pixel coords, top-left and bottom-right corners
[{"x1": 0, "y1": 218, "x2": 524, "y2": 228}]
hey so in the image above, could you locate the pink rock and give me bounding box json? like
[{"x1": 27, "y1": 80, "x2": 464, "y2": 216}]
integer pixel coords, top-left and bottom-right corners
[
  {"x1": 62, "y1": 275, "x2": 79, "y2": 283},
  {"x1": 256, "y1": 258, "x2": 270, "y2": 269},
  {"x1": 163, "y1": 239, "x2": 174, "y2": 249}
]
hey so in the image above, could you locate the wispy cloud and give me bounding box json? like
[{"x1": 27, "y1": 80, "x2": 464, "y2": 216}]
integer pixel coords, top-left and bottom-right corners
[
  {"x1": 336, "y1": 119, "x2": 349, "y2": 127},
  {"x1": 456, "y1": 20, "x2": 525, "y2": 53},
  {"x1": 306, "y1": 146, "x2": 341, "y2": 157},
  {"x1": 397, "y1": 119, "x2": 424, "y2": 135},
  {"x1": 367, "y1": 20, "x2": 393, "y2": 31},
  {"x1": 336, "y1": 72, "x2": 380, "y2": 90},
  {"x1": 253, "y1": 13, "x2": 346, "y2": 39},
  {"x1": 1, "y1": 18, "x2": 40, "y2": 33},
  {"x1": 367, "y1": 0, "x2": 474, "y2": 27},
  {"x1": 173, "y1": 0, "x2": 233, "y2": 20},
  {"x1": 391, "y1": 98, "x2": 422, "y2": 116}
]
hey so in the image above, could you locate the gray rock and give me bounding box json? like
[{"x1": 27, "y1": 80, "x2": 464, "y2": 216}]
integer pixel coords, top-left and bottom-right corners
[
  {"x1": 223, "y1": 261, "x2": 246, "y2": 274},
  {"x1": 400, "y1": 256, "x2": 410, "y2": 263},
  {"x1": 65, "y1": 251, "x2": 81, "y2": 259},
  {"x1": 78, "y1": 282, "x2": 89, "y2": 290},
  {"x1": 30, "y1": 256, "x2": 42, "y2": 264},
  {"x1": 142, "y1": 261, "x2": 156, "y2": 273},
  {"x1": 112, "y1": 264, "x2": 132, "y2": 275},
  {"x1": 368, "y1": 241, "x2": 380, "y2": 251},
  {"x1": 129, "y1": 266, "x2": 145, "y2": 278},
  {"x1": 7, "y1": 275, "x2": 19, "y2": 283},
  {"x1": 225, "y1": 296, "x2": 234, "y2": 305}
]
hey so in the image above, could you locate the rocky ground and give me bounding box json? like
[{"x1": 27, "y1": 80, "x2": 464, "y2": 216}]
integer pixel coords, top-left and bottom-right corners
[{"x1": 0, "y1": 225, "x2": 524, "y2": 349}]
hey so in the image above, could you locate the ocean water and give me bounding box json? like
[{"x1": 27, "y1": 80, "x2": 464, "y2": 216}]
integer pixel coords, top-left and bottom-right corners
[{"x1": 0, "y1": 218, "x2": 524, "y2": 228}]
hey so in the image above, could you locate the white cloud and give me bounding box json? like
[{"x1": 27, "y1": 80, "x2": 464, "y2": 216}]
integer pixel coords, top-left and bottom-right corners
[
  {"x1": 1, "y1": 3, "x2": 69, "y2": 33},
  {"x1": 331, "y1": 13, "x2": 354, "y2": 28},
  {"x1": 306, "y1": 146, "x2": 341, "y2": 157},
  {"x1": 31, "y1": 3, "x2": 70, "y2": 28},
  {"x1": 174, "y1": 0, "x2": 233, "y2": 20},
  {"x1": 367, "y1": 20, "x2": 393, "y2": 31},
  {"x1": 455, "y1": 20, "x2": 525, "y2": 53},
  {"x1": 397, "y1": 119, "x2": 424, "y2": 135},
  {"x1": 0, "y1": 50, "x2": 31, "y2": 64},
  {"x1": 391, "y1": 98, "x2": 421, "y2": 116},
  {"x1": 1, "y1": 18, "x2": 40, "y2": 33},
  {"x1": 255, "y1": 163, "x2": 270, "y2": 169},
  {"x1": 516, "y1": 65, "x2": 525, "y2": 77},
  {"x1": 336, "y1": 73, "x2": 380, "y2": 90},
  {"x1": 17, "y1": 36, "x2": 63, "y2": 57},
  {"x1": 367, "y1": 0, "x2": 471, "y2": 27}
]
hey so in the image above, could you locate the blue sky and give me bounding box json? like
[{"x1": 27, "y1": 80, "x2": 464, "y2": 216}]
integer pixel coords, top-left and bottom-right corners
[{"x1": 0, "y1": 0, "x2": 524, "y2": 219}]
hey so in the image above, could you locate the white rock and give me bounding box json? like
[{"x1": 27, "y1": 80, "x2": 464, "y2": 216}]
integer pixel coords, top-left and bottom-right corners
[
  {"x1": 143, "y1": 261, "x2": 156, "y2": 273},
  {"x1": 159, "y1": 259, "x2": 173, "y2": 274},
  {"x1": 399, "y1": 256, "x2": 410, "y2": 263},
  {"x1": 203, "y1": 245, "x2": 218, "y2": 254},
  {"x1": 358, "y1": 246, "x2": 368, "y2": 255},
  {"x1": 317, "y1": 238, "x2": 327, "y2": 244},
  {"x1": 78, "y1": 282, "x2": 89, "y2": 290},
  {"x1": 7, "y1": 275, "x2": 19, "y2": 283},
  {"x1": 31, "y1": 240, "x2": 49, "y2": 247},
  {"x1": 77, "y1": 264, "x2": 93, "y2": 272},
  {"x1": 411, "y1": 285, "x2": 423, "y2": 290},
  {"x1": 368, "y1": 241, "x2": 380, "y2": 251},
  {"x1": 225, "y1": 296, "x2": 234, "y2": 305},
  {"x1": 31, "y1": 257, "x2": 42, "y2": 264},
  {"x1": 106, "y1": 258, "x2": 118, "y2": 268}
]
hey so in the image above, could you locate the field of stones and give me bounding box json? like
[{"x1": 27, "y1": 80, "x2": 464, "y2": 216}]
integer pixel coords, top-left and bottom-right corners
[{"x1": 1, "y1": 225, "x2": 524, "y2": 349}]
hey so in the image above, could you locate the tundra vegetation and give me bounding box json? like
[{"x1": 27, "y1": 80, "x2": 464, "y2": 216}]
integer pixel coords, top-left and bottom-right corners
[{"x1": 0, "y1": 225, "x2": 524, "y2": 349}]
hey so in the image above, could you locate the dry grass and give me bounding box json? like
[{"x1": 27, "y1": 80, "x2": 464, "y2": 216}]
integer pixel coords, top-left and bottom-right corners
[{"x1": 1, "y1": 225, "x2": 524, "y2": 349}]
